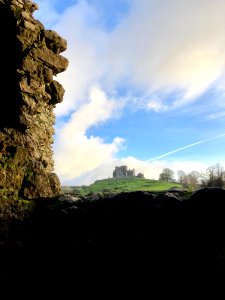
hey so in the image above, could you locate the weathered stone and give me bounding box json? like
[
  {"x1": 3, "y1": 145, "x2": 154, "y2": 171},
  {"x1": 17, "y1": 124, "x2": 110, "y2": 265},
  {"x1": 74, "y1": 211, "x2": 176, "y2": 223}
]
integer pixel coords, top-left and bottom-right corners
[
  {"x1": 0, "y1": 0, "x2": 68, "y2": 199},
  {"x1": 20, "y1": 56, "x2": 53, "y2": 82},
  {"x1": 33, "y1": 90, "x2": 52, "y2": 103},
  {"x1": 17, "y1": 26, "x2": 40, "y2": 48},
  {"x1": 21, "y1": 94, "x2": 36, "y2": 112},
  {"x1": 0, "y1": 142, "x2": 27, "y2": 196},
  {"x1": 11, "y1": 0, "x2": 23, "y2": 8},
  {"x1": 31, "y1": 47, "x2": 69, "y2": 75},
  {"x1": 19, "y1": 77, "x2": 45, "y2": 94},
  {"x1": 18, "y1": 0, "x2": 25, "y2": 5},
  {"x1": 23, "y1": 0, "x2": 38, "y2": 13},
  {"x1": 44, "y1": 30, "x2": 67, "y2": 54},
  {"x1": 21, "y1": 172, "x2": 61, "y2": 199},
  {"x1": 0, "y1": 169, "x2": 6, "y2": 188},
  {"x1": 46, "y1": 80, "x2": 65, "y2": 104},
  {"x1": 24, "y1": 20, "x2": 36, "y2": 31},
  {"x1": 21, "y1": 10, "x2": 32, "y2": 20}
]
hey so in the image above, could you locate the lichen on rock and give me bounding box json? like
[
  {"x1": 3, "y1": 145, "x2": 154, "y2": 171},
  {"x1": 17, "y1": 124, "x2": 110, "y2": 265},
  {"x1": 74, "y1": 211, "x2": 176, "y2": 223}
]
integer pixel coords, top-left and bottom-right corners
[{"x1": 0, "y1": 0, "x2": 68, "y2": 199}]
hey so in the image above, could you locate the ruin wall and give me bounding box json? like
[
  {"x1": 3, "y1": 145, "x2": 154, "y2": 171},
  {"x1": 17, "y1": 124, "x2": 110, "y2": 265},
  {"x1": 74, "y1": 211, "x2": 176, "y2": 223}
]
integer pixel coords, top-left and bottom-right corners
[{"x1": 0, "y1": 0, "x2": 68, "y2": 199}]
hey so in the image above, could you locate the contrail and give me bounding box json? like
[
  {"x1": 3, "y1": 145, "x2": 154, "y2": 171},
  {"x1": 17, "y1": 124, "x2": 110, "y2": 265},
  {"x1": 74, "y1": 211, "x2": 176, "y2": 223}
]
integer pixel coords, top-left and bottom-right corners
[{"x1": 147, "y1": 133, "x2": 225, "y2": 162}]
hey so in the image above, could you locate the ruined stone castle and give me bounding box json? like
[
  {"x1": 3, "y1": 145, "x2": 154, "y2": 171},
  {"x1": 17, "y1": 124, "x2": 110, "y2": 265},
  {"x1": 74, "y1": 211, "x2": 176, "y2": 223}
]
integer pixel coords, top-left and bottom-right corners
[
  {"x1": 0, "y1": 0, "x2": 68, "y2": 199},
  {"x1": 113, "y1": 166, "x2": 144, "y2": 178}
]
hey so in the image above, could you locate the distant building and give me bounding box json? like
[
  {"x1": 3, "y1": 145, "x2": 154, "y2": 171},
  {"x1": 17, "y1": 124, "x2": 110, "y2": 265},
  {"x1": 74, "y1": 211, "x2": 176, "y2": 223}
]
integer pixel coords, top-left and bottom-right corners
[
  {"x1": 113, "y1": 165, "x2": 135, "y2": 178},
  {"x1": 112, "y1": 165, "x2": 144, "y2": 179}
]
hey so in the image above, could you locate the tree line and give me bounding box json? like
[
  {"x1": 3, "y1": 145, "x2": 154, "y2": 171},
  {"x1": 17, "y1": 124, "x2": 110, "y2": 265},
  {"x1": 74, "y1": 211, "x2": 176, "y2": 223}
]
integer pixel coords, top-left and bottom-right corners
[{"x1": 158, "y1": 163, "x2": 225, "y2": 191}]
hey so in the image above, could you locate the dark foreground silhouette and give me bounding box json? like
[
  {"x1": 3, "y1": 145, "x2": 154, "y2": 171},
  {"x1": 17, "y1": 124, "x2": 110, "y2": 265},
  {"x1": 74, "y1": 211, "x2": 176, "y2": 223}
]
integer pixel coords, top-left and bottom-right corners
[{"x1": 1, "y1": 188, "x2": 225, "y2": 295}]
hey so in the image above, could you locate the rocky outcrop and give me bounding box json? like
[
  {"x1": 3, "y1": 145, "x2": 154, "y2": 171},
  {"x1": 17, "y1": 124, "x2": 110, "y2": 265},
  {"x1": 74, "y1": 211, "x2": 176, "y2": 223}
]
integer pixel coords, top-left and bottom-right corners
[{"x1": 0, "y1": 0, "x2": 68, "y2": 199}]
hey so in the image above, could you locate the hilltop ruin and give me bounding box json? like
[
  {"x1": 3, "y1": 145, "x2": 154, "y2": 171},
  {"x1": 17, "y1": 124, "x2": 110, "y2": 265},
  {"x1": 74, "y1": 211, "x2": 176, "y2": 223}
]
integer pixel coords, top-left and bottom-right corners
[
  {"x1": 113, "y1": 166, "x2": 144, "y2": 179},
  {"x1": 0, "y1": 0, "x2": 68, "y2": 199}
]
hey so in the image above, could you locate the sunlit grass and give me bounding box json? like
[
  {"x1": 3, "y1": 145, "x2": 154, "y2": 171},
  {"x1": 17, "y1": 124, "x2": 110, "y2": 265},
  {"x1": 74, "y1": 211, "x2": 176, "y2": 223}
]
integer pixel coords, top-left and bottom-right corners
[{"x1": 63, "y1": 177, "x2": 182, "y2": 196}]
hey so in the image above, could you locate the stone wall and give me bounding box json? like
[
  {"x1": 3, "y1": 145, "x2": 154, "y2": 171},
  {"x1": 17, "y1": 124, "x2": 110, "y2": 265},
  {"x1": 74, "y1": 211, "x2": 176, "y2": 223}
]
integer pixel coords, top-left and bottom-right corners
[{"x1": 0, "y1": 0, "x2": 68, "y2": 199}]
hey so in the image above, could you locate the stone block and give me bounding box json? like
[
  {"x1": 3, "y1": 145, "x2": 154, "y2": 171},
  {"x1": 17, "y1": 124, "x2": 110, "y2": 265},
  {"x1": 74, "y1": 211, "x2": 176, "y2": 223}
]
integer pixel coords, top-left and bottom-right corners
[
  {"x1": 46, "y1": 80, "x2": 65, "y2": 104},
  {"x1": 44, "y1": 30, "x2": 67, "y2": 53},
  {"x1": 31, "y1": 48, "x2": 69, "y2": 75}
]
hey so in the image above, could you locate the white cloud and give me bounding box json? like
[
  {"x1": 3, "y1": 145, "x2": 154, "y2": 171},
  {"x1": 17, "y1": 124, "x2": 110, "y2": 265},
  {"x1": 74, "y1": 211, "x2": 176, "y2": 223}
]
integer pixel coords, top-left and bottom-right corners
[
  {"x1": 58, "y1": 86, "x2": 124, "y2": 136},
  {"x1": 54, "y1": 86, "x2": 125, "y2": 182},
  {"x1": 110, "y1": 0, "x2": 225, "y2": 109},
  {"x1": 51, "y1": 0, "x2": 225, "y2": 117},
  {"x1": 52, "y1": 1, "x2": 109, "y2": 117},
  {"x1": 55, "y1": 134, "x2": 123, "y2": 181},
  {"x1": 34, "y1": 0, "x2": 60, "y2": 28},
  {"x1": 147, "y1": 96, "x2": 167, "y2": 112}
]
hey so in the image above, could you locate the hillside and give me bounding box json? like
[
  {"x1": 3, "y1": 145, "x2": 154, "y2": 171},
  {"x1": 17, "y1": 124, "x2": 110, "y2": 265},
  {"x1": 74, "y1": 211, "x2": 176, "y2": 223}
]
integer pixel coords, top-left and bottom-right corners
[{"x1": 62, "y1": 177, "x2": 182, "y2": 196}]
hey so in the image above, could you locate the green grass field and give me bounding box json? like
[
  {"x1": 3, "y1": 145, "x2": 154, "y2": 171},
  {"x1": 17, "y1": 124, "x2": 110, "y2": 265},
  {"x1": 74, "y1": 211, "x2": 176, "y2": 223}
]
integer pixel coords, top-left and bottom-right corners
[{"x1": 62, "y1": 177, "x2": 182, "y2": 196}]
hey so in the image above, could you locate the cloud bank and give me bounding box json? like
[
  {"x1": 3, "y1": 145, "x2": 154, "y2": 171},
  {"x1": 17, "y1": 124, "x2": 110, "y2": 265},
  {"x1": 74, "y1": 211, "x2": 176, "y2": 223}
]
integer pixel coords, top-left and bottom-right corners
[
  {"x1": 40, "y1": 0, "x2": 225, "y2": 116},
  {"x1": 54, "y1": 86, "x2": 124, "y2": 182}
]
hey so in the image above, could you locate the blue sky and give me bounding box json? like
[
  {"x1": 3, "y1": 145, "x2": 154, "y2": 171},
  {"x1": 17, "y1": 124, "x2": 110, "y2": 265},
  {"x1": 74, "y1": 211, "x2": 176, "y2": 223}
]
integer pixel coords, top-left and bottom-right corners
[{"x1": 34, "y1": 0, "x2": 225, "y2": 185}]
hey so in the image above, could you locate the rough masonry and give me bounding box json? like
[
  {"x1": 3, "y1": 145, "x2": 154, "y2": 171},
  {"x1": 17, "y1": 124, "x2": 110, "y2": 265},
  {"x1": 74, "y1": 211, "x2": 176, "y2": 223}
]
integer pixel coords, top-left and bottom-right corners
[{"x1": 0, "y1": 0, "x2": 68, "y2": 199}]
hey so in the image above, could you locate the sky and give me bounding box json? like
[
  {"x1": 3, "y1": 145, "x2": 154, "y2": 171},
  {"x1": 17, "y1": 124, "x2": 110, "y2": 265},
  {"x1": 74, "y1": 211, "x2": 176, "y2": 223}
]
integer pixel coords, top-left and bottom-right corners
[{"x1": 34, "y1": 0, "x2": 225, "y2": 185}]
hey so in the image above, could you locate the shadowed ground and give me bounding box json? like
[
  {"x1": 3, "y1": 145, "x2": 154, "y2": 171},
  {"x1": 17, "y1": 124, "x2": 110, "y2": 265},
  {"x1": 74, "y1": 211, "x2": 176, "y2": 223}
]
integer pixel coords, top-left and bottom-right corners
[{"x1": 0, "y1": 188, "x2": 225, "y2": 295}]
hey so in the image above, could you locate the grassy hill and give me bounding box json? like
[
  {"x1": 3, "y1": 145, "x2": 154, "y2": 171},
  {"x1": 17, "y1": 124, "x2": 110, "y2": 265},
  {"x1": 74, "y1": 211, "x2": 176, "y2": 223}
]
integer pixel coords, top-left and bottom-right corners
[{"x1": 62, "y1": 177, "x2": 182, "y2": 196}]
